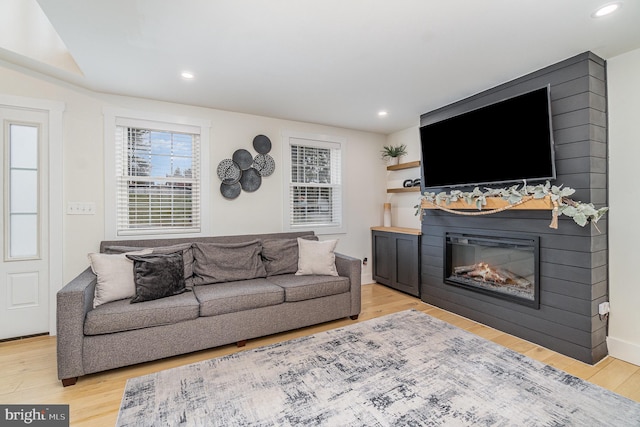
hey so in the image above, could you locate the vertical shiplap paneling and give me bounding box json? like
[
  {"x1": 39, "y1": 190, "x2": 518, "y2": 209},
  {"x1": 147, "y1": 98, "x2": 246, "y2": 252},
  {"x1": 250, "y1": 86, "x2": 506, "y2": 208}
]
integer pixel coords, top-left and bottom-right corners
[{"x1": 419, "y1": 52, "x2": 608, "y2": 364}]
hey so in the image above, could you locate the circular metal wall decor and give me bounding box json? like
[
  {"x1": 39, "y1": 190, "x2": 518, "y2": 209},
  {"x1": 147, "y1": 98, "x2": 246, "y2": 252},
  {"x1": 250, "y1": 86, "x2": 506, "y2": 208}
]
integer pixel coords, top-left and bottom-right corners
[
  {"x1": 220, "y1": 182, "x2": 242, "y2": 199},
  {"x1": 253, "y1": 153, "x2": 275, "y2": 177},
  {"x1": 216, "y1": 159, "x2": 241, "y2": 184},
  {"x1": 232, "y1": 149, "x2": 253, "y2": 170},
  {"x1": 239, "y1": 167, "x2": 262, "y2": 192},
  {"x1": 253, "y1": 134, "x2": 272, "y2": 154},
  {"x1": 218, "y1": 134, "x2": 274, "y2": 198}
]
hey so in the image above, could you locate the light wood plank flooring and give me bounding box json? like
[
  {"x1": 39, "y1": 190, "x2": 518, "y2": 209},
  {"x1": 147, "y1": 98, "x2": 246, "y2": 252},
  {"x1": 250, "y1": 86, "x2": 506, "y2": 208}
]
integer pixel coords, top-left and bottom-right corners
[{"x1": 1, "y1": 284, "x2": 639, "y2": 426}]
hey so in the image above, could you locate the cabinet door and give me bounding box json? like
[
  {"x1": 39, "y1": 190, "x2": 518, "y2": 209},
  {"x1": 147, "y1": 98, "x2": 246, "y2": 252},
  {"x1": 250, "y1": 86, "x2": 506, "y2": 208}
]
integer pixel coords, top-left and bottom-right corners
[
  {"x1": 372, "y1": 232, "x2": 393, "y2": 286},
  {"x1": 394, "y1": 235, "x2": 420, "y2": 296}
]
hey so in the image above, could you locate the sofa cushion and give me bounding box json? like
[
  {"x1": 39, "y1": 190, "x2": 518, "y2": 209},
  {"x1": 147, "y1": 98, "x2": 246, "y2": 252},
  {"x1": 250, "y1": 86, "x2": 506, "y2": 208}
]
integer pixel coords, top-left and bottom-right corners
[
  {"x1": 126, "y1": 252, "x2": 190, "y2": 303},
  {"x1": 84, "y1": 291, "x2": 200, "y2": 335},
  {"x1": 193, "y1": 279, "x2": 284, "y2": 316},
  {"x1": 192, "y1": 240, "x2": 267, "y2": 285},
  {"x1": 88, "y1": 249, "x2": 153, "y2": 308},
  {"x1": 261, "y1": 236, "x2": 317, "y2": 276},
  {"x1": 103, "y1": 243, "x2": 195, "y2": 286},
  {"x1": 296, "y1": 238, "x2": 339, "y2": 276},
  {"x1": 266, "y1": 274, "x2": 350, "y2": 302}
]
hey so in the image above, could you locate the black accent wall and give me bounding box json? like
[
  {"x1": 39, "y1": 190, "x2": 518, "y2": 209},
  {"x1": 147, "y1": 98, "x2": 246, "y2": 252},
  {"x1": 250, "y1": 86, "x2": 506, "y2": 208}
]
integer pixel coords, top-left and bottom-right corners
[{"x1": 419, "y1": 52, "x2": 608, "y2": 364}]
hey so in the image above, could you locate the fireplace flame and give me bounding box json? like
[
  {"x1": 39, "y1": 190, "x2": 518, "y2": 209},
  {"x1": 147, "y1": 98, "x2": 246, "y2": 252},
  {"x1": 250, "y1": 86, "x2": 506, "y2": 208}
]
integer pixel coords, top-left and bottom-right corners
[
  {"x1": 464, "y1": 262, "x2": 509, "y2": 284},
  {"x1": 453, "y1": 263, "x2": 530, "y2": 288}
]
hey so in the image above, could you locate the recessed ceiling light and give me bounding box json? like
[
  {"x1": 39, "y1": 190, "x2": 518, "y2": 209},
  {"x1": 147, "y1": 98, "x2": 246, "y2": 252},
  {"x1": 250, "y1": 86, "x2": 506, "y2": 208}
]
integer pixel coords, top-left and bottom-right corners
[
  {"x1": 378, "y1": 111, "x2": 388, "y2": 117},
  {"x1": 181, "y1": 71, "x2": 194, "y2": 80},
  {"x1": 592, "y1": 2, "x2": 622, "y2": 18}
]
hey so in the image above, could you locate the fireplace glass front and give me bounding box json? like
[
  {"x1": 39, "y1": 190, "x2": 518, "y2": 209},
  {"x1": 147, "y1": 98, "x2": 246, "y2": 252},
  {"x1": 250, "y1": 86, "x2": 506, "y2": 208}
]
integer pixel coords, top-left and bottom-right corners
[{"x1": 445, "y1": 231, "x2": 539, "y2": 308}]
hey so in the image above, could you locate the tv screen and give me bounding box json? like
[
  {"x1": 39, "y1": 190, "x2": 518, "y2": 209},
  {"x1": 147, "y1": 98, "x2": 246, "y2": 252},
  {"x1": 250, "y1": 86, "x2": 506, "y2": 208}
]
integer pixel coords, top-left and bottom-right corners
[{"x1": 420, "y1": 86, "x2": 556, "y2": 190}]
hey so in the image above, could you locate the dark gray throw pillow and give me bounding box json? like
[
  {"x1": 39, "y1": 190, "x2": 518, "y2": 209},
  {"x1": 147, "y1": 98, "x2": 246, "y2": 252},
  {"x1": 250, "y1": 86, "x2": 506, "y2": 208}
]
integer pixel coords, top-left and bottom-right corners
[
  {"x1": 261, "y1": 235, "x2": 318, "y2": 276},
  {"x1": 191, "y1": 240, "x2": 267, "y2": 285},
  {"x1": 105, "y1": 243, "x2": 194, "y2": 285},
  {"x1": 126, "y1": 252, "x2": 189, "y2": 303}
]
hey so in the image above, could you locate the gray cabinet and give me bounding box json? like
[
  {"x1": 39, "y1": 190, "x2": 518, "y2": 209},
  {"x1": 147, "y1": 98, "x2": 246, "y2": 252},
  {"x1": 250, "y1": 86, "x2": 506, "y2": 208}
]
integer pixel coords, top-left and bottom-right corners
[{"x1": 371, "y1": 227, "x2": 421, "y2": 297}]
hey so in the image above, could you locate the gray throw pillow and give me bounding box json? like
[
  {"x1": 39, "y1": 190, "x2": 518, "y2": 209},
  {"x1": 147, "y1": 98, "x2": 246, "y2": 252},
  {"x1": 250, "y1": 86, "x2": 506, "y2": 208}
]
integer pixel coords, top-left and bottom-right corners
[
  {"x1": 103, "y1": 245, "x2": 145, "y2": 254},
  {"x1": 126, "y1": 252, "x2": 189, "y2": 303},
  {"x1": 261, "y1": 235, "x2": 318, "y2": 276},
  {"x1": 192, "y1": 240, "x2": 267, "y2": 285}
]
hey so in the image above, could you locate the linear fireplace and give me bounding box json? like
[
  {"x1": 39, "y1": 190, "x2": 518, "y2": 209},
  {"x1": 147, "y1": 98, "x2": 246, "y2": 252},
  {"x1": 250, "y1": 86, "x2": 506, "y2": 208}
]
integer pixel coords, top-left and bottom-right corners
[{"x1": 445, "y1": 231, "x2": 539, "y2": 308}]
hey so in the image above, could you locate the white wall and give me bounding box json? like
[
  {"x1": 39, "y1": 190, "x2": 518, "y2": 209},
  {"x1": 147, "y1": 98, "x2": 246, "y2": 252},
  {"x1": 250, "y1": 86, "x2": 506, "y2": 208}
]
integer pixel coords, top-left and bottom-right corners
[
  {"x1": 384, "y1": 125, "x2": 422, "y2": 230},
  {"x1": 0, "y1": 61, "x2": 387, "y2": 301},
  {"x1": 606, "y1": 47, "x2": 640, "y2": 366}
]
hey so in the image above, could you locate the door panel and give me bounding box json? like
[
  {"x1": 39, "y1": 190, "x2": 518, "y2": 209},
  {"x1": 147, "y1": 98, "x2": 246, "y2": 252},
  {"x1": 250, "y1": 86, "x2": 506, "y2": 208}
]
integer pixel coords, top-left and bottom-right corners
[{"x1": 7, "y1": 272, "x2": 40, "y2": 308}]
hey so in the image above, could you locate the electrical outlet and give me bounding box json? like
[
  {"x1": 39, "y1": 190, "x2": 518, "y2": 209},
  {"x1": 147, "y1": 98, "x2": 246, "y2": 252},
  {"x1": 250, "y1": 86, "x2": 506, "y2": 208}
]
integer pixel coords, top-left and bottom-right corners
[{"x1": 598, "y1": 301, "x2": 610, "y2": 315}]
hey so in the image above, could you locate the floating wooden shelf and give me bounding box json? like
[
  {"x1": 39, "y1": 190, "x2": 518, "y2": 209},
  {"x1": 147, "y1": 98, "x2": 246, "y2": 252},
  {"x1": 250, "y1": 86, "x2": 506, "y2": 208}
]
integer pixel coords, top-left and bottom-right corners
[
  {"x1": 387, "y1": 160, "x2": 420, "y2": 171},
  {"x1": 387, "y1": 187, "x2": 421, "y2": 194},
  {"x1": 371, "y1": 226, "x2": 422, "y2": 235},
  {"x1": 386, "y1": 161, "x2": 421, "y2": 193},
  {"x1": 421, "y1": 195, "x2": 554, "y2": 211}
]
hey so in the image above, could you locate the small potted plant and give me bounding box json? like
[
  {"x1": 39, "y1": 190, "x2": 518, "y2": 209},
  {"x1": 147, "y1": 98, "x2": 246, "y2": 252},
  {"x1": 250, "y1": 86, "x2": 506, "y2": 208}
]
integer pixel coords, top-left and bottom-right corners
[{"x1": 380, "y1": 144, "x2": 408, "y2": 165}]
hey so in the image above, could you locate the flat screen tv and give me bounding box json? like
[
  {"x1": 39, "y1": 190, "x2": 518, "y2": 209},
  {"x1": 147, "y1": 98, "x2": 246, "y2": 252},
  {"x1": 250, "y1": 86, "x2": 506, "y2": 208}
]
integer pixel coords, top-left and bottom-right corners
[{"x1": 420, "y1": 85, "x2": 556, "y2": 190}]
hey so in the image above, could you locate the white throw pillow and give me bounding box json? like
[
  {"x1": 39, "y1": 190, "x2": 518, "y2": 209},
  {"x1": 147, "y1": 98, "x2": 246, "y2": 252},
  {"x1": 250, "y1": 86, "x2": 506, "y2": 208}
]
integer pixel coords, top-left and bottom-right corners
[
  {"x1": 295, "y1": 238, "x2": 339, "y2": 276},
  {"x1": 89, "y1": 249, "x2": 153, "y2": 308}
]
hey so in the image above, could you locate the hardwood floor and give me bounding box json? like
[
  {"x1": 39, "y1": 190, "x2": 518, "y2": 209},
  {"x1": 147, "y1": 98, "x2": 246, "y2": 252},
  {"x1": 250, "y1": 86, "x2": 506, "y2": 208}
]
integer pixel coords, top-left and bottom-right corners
[{"x1": 2, "y1": 283, "x2": 639, "y2": 426}]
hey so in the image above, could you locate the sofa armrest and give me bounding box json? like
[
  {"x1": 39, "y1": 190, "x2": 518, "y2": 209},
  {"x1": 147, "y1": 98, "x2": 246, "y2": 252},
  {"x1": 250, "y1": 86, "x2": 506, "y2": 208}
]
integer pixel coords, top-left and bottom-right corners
[
  {"x1": 56, "y1": 267, "x2": 96, "y2": 381},
  {"x1": 335, "y1": 252, "x2": 361, "y2": 317}
]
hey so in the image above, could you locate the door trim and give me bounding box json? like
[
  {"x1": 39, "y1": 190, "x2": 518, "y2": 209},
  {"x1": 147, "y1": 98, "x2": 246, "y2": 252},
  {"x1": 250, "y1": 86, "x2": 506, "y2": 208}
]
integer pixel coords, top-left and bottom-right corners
[{"x1": 0, "y1": 94, "x2": 64, "y2": 335}]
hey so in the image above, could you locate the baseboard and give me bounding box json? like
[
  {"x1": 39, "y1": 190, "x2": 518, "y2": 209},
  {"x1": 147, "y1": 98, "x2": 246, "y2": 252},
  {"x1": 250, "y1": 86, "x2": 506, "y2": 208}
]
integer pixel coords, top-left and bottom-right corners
[
  {"x1": 361, "y1": 273, "x2": 373, "y2": 286},
  {"x1": 606, "y1": 336, "x2": 640, "y2": 366}
]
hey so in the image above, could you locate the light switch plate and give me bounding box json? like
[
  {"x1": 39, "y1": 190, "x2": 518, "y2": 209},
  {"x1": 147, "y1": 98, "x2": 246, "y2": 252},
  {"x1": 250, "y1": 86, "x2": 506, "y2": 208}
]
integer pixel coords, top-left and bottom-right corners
[{"x1": 67, "y1": 202, "x2": 96, "y2": 215}]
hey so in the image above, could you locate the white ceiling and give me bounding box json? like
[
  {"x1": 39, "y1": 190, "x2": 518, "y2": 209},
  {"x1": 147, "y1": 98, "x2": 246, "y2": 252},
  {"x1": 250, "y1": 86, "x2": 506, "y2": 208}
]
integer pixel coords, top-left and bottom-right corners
[{"x1": 3, "y1": 1, "x2": 640, "y2": 134}]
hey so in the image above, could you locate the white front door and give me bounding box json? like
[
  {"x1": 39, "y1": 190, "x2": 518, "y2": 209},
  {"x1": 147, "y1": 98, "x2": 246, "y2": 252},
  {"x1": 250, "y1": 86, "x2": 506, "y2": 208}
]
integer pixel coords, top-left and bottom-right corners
[{"x1": 0, "y1": 106, "x2": 50, "y2": 339}]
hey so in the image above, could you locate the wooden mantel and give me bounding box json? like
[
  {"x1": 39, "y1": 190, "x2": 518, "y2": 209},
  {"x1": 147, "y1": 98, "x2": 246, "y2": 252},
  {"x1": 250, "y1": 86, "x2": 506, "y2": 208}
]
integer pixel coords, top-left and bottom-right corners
[{"x1": 421, "y1": 195, "x2": 555, "y2": 211}]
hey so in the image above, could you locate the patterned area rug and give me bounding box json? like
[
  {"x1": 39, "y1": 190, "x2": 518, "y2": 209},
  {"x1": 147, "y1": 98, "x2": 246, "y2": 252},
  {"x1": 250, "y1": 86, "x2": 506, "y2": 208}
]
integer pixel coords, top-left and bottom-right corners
[{"x1": 117, "y1": 310, "x2": 640, "y2": 426}]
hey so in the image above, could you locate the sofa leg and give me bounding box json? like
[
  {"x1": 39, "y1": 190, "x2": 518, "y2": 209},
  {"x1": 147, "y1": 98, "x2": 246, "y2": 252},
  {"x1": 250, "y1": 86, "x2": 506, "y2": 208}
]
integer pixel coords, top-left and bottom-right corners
[
  {"x1": 61, "y1": 377, "x2": 78, "y2": 387},
  {"x1": 237, "y1": 340, "x2": 247, "y2": 347},
  {"x1": 350, "y1": 315, "x2": 359, "y2": 320}
]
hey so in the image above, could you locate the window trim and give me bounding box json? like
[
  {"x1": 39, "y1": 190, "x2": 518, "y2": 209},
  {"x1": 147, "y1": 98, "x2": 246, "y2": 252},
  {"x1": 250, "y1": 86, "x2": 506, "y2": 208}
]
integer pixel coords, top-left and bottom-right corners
[
  {"x1": 104, "y1": 107, "x2": 211, "y2": 239},
  {"x1": 282, "y1": 130, "x2": 346, "y2": 235}
]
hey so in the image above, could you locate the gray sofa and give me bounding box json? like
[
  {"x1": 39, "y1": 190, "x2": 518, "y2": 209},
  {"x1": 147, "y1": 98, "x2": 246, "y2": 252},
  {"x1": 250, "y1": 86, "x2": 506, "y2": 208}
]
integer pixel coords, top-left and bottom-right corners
[{"x1": 56, "y1": 231, "x2": 361, "y2": 386}]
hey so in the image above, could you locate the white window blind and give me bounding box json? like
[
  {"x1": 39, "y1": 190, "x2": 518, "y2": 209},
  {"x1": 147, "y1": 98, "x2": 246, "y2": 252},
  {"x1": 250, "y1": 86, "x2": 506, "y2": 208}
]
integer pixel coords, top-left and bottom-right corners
[
  {"x1": 115, "y1": 125, "x2": 201, "y2": 235},
  {"x1": 288, "y1": 139, "x2": 342, "y2": 230}
]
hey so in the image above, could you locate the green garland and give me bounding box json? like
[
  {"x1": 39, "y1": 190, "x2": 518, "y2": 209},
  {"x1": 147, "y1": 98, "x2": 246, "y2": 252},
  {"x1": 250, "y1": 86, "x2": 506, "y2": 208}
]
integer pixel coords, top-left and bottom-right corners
[{"x1": 416, "y1": 182, "x2": 608, "y2": 229}]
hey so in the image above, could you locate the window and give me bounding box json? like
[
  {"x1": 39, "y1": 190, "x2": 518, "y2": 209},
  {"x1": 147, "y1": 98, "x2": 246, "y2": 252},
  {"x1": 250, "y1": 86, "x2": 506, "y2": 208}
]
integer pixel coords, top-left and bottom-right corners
[
  {"x1": 104, "y1": 109, "x2": 210, "y2": 238},
  {"x1": 5, "y1": 122, "x2": 40, "y2": 259},
  {"x1": 283, "y1": 132, "x2": 345, "y2": 234}
]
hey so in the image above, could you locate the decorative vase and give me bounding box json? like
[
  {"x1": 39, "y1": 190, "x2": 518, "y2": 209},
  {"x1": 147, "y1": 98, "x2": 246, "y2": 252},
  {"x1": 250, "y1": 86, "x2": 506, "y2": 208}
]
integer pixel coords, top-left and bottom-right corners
[
  {"x1": 383, "y1": 203, "x2": 392, "y2": 227},
  {"x1": 388, "y1": 157, "x2": 399, "y2": 166}
]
